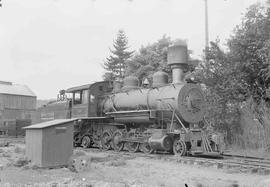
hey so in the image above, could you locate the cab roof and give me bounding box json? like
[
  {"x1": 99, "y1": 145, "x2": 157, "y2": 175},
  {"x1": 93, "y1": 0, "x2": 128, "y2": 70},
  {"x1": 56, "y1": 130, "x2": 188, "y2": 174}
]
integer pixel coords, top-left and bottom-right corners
[
  {"x1": 66, "y1": 84, "x2": 91, "y2": 93},
  {"x1": 65, "y1": 81, "x2": 110, "y2": 93}
]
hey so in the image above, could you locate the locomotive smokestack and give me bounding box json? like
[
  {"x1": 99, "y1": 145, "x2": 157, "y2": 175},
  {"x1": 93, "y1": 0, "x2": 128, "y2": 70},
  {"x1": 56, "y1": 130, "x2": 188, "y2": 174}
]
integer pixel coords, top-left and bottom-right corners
[{"x1": 167, "y1": 41, "x2": 188, "y2": 84}]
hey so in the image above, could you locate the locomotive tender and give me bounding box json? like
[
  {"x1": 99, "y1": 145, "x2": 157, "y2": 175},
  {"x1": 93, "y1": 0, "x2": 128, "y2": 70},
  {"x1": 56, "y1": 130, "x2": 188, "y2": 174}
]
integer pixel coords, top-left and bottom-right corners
[{"x1": 35, "y1": 43, "x2": 224, "y2": 156}]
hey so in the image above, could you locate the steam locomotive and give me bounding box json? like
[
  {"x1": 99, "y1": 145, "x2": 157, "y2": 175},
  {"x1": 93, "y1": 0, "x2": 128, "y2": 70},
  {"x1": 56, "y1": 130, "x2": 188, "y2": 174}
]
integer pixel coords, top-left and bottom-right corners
[{"x1": 34, "y1": 43, "x2": 224, "y2": 156}]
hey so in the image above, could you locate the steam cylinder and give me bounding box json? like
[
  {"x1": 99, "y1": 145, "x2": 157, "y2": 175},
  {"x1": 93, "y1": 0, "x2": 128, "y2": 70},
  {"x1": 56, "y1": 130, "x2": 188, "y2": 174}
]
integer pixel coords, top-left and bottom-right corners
[{"x1": 149, "y1": 135, "x2": 172, "y2": 151}]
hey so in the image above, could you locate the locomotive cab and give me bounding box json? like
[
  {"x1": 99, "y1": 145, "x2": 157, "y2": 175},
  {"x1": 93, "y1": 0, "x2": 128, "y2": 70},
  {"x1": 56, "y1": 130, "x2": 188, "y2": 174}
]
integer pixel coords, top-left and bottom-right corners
[
  {"x1": 66, "y1": 81, "x2": 113, "y2": 118},
  {"x1": 66, "y1": 81, "x2": 115, "y2": 148}
]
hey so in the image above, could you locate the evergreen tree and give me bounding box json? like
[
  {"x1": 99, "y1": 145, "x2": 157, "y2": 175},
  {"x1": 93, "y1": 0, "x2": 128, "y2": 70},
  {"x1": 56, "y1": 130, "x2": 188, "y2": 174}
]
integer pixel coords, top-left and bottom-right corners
[{"x1": 103, "y1": 30, "x2": 134, "y2": 80}]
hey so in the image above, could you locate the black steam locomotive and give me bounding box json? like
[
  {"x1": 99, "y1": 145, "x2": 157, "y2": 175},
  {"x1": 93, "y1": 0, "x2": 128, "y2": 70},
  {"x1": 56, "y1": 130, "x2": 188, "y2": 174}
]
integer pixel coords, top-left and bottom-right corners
[{"x1": 33, "y1": 43, "x2": 224, "y2": 156}]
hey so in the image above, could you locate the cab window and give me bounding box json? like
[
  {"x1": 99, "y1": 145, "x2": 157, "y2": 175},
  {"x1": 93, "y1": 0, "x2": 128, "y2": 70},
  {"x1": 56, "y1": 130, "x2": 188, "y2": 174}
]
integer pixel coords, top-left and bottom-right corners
[
  {"x1": 73, "y1": 90, "x2": 88, "y2": 105},
  {"x1": 90, "y1": 94, "x2": 95, "y2": 103},
  {"x1": 73, "y1": 91, "x2": 82, "y2": 105},
  {"x1": 82, "y1": 90, "x2": 89, "y2": 104}
]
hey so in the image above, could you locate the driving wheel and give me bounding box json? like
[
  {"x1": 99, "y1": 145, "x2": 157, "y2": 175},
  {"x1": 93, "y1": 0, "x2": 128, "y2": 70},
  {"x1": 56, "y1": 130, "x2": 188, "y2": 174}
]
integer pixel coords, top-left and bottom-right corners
[
  {"x1": 139, "y1": 142, "x2": 154, "y2": 154},
  {"x1": 101, "y1": 130, "x2": 112, "y2": 150},
  {"x1": 173, "y1": 139, "x2": 186, "y2": 156},
  {"x1": 81, "y1": 135, "x2": 91, "y2": 148},
  {"x1": 126, "y1": 132, "x2": 139, "y2": 153},
  {"x1": 112, "y1": 130, "x2": 124, "y2": 152}
]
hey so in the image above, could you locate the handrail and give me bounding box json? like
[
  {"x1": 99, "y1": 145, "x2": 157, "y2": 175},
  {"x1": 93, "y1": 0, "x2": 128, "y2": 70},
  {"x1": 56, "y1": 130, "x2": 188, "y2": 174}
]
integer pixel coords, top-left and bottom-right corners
[
  {"x1": 170, "y1": 109, "x2": 175, "y2": 132},
  {"x1": 174, "y1": 113, "x2": 188, "y2": 133},
  {"x1": 167, "y1": 103, "x2": 188, "y2": 133}
]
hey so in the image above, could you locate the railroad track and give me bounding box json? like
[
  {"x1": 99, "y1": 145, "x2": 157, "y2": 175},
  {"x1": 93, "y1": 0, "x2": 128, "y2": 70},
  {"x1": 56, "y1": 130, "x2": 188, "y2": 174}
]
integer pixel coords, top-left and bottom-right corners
[
  {"x1": 176, "y1": 156, "x2": 270, "y2": 175},
  {"x1": 223, "y1": 154, "x2": 270, "y2": 168},
  {"x1": 78, "y1": 147, "x2": 270, "y2": 175},
  {"x1": 2, "y1": 136, "x2": 270, "y2": 175}
]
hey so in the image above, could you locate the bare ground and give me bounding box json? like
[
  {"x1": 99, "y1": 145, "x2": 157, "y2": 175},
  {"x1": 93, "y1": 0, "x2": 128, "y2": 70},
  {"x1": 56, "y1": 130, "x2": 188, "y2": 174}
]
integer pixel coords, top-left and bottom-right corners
[{"x1": 0, "y1": 139, "x2": 269, "y2": 187}]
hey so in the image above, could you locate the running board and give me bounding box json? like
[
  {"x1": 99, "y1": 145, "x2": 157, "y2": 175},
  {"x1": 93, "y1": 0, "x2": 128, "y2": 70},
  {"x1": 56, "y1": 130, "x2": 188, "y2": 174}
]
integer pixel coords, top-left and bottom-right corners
[{"x1": 106, "y1": 110, "x2": 158, "y2": 123}]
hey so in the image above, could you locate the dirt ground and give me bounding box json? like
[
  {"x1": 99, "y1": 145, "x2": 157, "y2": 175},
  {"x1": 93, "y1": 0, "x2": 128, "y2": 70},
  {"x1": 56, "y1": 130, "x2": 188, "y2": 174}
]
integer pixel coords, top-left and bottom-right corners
[{"x1": 0, "y1": 139, "x2": 270, "y2": 187}]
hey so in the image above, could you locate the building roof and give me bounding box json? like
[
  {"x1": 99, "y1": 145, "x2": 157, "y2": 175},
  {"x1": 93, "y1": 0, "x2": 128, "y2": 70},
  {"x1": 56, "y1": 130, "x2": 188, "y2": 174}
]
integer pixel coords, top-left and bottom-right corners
[
  {"x1": 24, "y1": 119, "x2": 77, "y2": 129},
  {"x1": 0, "y1": 82, "x2": 36, "y2": 97},
  {"x1": 66, "y1": 84, "x2": 91, "y2": 93}
]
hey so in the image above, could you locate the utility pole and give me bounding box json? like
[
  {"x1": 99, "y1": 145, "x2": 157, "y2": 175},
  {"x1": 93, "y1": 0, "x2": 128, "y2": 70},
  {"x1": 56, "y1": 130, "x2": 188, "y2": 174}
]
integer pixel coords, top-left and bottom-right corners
[{"x1": 204, "y1": 0, "x2": 209, "y2": 52}]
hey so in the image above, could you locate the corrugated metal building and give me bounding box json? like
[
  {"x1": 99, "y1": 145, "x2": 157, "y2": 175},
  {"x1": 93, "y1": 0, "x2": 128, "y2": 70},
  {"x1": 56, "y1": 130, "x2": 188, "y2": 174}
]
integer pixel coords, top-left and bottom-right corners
[{"x1": 0, "y1": 81, "x2": 36, "y2": 135}]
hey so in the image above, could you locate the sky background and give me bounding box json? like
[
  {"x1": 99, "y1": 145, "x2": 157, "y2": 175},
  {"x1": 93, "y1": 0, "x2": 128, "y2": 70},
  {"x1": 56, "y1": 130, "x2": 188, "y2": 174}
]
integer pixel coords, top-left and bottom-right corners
[{"x1": 0, "y1": 0, "x2": 266, "y2": 99}]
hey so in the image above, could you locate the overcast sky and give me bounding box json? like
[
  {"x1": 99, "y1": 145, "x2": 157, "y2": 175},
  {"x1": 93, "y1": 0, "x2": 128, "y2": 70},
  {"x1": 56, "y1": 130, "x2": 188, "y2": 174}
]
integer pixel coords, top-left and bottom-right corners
[{"x1": 0, "y1": 0, "x2": 266, "y2": 99}]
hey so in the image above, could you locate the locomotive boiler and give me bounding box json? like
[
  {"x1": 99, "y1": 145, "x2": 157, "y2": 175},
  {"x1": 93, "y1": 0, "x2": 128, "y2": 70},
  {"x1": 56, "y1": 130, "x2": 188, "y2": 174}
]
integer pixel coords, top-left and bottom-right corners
[{"x1": 35, "y1": 42, "x2": 224, "y2": 156}]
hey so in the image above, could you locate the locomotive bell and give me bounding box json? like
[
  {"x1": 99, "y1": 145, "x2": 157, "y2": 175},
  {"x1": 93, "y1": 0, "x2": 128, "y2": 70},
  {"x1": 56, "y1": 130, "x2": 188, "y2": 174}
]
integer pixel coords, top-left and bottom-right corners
[{"x1": 167, "y1": 42, "x2": 189, "y2": 84}]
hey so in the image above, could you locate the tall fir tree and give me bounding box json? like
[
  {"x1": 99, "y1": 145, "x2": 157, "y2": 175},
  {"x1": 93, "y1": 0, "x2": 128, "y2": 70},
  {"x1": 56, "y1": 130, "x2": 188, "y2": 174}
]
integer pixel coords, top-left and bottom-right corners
[{"x1": 103, "y1": 30, "x2": 134, "y2": 80}]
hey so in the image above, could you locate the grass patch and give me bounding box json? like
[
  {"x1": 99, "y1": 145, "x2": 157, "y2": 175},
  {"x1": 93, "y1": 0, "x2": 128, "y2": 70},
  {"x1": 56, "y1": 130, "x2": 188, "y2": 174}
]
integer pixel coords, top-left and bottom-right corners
[
  {"x1": 229, "y1": 100, "x2": 270, "y2": 157},
  {"x1": 107, "y1": 158, "x2": 126, "y2": 167}
]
